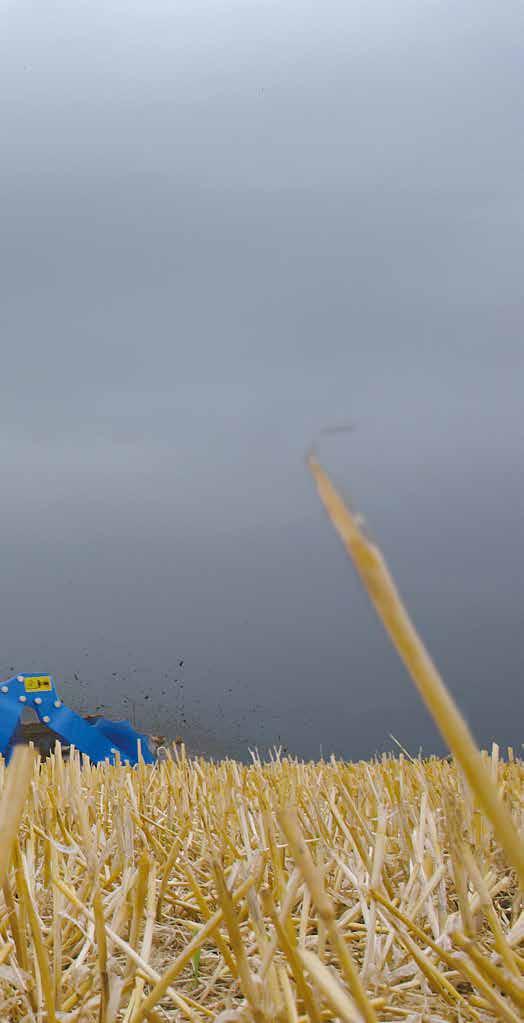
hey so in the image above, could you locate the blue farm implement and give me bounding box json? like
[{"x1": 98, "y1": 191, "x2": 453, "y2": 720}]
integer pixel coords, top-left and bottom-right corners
[{"x1": 0, "y1": 673, "x2": 156, "y2": 765}]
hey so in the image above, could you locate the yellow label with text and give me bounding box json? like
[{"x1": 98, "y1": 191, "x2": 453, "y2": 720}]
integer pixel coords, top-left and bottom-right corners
[{"x1": 24, "y1": 675, "x2": 52, "y2": 693}]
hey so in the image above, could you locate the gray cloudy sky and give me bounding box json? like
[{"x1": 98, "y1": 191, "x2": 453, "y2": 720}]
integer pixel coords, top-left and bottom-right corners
[{"x1": 1, "y1": 0, "x2": 523, "y2": 758}]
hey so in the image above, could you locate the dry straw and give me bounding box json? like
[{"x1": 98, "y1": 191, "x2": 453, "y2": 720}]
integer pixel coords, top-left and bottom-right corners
[
  {"x1": 0, "y1": 738, "x2": 520, "y2": 1021},
  {"x1": 308, "y1": 453, "x2": 524, "y2": 887},
  {"x1": 0, "y1": 458, "x2": 520, "y2": 1022}
]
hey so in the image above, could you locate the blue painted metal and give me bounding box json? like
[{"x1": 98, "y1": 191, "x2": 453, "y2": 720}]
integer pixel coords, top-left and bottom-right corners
[
  {"x1": 91, "y1": 717, "x2": 154, "y2": 763},
  {"x1": 0, "y1": 674, "x2": 156, "y2": 765}
]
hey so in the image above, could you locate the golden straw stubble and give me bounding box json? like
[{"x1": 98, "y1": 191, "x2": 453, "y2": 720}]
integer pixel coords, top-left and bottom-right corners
[{"x1": 0, "y1": 743, "x2": 520, "y2": 1021}]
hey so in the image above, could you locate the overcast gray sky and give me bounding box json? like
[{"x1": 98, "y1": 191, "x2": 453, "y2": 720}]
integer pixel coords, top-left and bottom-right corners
[{"x1": 1, "y1": 0, "x2": 523, "y2": 758}]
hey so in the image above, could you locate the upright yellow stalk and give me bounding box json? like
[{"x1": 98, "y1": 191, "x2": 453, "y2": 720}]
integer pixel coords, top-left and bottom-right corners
[{"x1": 0, "y1": 746, "x2": 35, "y2": 889}]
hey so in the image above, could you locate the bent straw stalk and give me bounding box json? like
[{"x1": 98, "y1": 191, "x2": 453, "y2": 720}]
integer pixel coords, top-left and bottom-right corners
[{"x1": 308, "y1": 453, "x2": 524, "y2": 886}]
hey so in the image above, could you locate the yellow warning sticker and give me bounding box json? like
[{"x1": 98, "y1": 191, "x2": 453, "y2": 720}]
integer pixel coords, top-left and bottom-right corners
[{"x1": 24, "y1": 675, "x2": 52, "y2": 693}]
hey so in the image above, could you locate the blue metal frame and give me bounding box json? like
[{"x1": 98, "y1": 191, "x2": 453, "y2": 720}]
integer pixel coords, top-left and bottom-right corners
[{"x1": 0, "y1": 673, "x2": 155, "y2": 765}]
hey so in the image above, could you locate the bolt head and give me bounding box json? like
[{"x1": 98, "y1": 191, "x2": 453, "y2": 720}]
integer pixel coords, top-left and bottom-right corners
[
  {"x1": 19, "y1": 695, "x2": 27, "y2": 703},
  {"x1": 54, "y1": 700, "x2": 62, "y2": 708},
  {"x1": 1, "y1": 686, "x2": 8, "y2": 693},
  {"x1": 34, "y1": 697, "x2": 42, "y2": 705},
  {"x1": 17, "y1": 675, "x2": 24, "y2": 682},
  {"x1": 42, "y1": 715, "x2": 50, "y2": 724}
]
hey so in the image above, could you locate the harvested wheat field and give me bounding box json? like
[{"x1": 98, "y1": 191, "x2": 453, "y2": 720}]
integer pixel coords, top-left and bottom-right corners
[
  {"x1": 0, "y1": 743, "x2": 522, "y2": 1023},
  {"x1": 0, "y1": 458, "x2": 521, "y2": 1023}
]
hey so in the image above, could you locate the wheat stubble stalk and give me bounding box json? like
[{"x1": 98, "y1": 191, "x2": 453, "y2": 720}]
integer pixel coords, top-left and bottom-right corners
[{"x1": 308, "y1": 452, "x2": 524, "y2": 887}]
